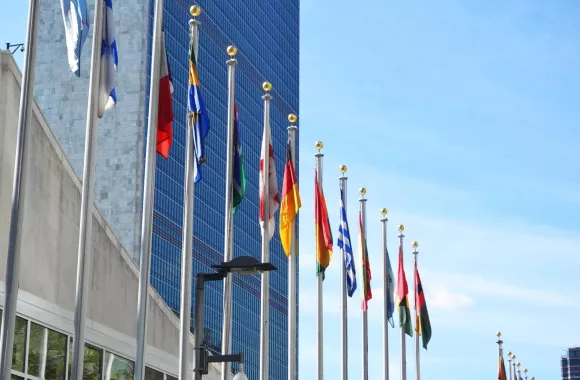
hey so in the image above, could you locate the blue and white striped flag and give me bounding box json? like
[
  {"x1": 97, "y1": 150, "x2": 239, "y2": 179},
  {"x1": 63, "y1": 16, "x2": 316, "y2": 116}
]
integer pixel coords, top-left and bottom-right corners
[
  {"x1": 60, "y1": 0, "x2": 89, "y2": 76},
  {"x1": 337, "y1": 189, "x2": 357, "y2": 297},
  {"x1": 98, "y1": 0, "x2": 118, "y2": 117}
]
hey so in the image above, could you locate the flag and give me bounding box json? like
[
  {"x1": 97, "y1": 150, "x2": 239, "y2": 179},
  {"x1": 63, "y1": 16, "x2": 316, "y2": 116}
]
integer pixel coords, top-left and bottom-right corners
[
  {"x1": 314, "y1": 170, "x2": 332, "y2": 279},
  {"x1": 415, "y1": 264, "x2": 432, "y2": 349},
  {"x1": 188, "y1": 28, "x2": 210, "y2": 183},
  {"x1": 259, "y1": 117, "x2": 280, "y2": 240},
  {"x1": 60, "y1": 0, "x2": 89, "y2": 76},
  {"x1": 232, "y1": 102, "x2": 246, "y2": 213},
  {"x1": 359, "y1": 212, "x2": 372, "y2": 310},
  {"x1": 337, "y1": 189, "x2": 356, "y2": 296},
  {"x1": 386, "y1": 246, "x2": 395, "y2": 327},
  {"x1": 97, "y1": 0, "x2": 118, "y2": 117},
  {"x1": 397, "y1": 240, "x2": 413, "y2": 336},
  {"x1": 498, "y1": 352, "x2": 507, "y2": 380},
  {"x1": 279, "y1": 136, "x2": 301, "y2": 255},
  {"x1": 156, "y1": 31, "x2": 174, "y2": 158}
]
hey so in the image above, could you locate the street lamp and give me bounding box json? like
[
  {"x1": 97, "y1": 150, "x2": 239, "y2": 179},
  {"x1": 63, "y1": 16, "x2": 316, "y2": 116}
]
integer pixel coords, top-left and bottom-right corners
[
  {"x1": 5, "y1": 43, "x2": 24, "y2": 54},
  {"x1": 193, "y1": 256, "x2": 277, "y2": 380}
]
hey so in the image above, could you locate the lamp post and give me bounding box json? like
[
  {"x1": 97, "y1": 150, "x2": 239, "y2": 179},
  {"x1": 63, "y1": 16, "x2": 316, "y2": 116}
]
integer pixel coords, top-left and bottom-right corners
[
  {"x1": 193, "y1": 256, "x2": 277, "y2": 380},
  {"x1": 5, "y1": 43, "x2": 25, "y2": 54}
]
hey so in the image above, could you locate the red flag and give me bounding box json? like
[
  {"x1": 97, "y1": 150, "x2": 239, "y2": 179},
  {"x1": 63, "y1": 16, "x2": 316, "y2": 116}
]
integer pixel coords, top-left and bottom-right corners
[{"x1": 156, "y1": 32, "x2": 174, "y2": 158}]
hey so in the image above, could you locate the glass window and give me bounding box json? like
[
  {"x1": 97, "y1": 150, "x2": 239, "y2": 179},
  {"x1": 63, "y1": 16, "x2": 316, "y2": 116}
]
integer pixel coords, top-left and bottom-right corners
[
  {"x1": 27, "y1": 322, "x2": 67, "y2": 379},
  {"x1": 103, "y1": 352, "x2": 134, "y2": 380},
  {"x1": 12, "y1": 316, "x2": 27, "y2": 372},
  {"x1": 167, "y1": 376, "x2": 178, "y2": 380},
  {"x1": 144, "y1": 367, "x2": 164, "y2": 380},
  {"x1": 68, "y1": 339, "x2": 103, "y2": 380}
]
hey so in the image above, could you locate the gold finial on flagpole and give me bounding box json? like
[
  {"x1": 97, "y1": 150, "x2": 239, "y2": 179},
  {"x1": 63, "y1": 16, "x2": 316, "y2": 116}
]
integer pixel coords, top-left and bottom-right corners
[
  {"x1": 517, "y1": 362, "x2": 521, "y2": 367},
  {"x1": 524, "y1": 369, "x2": 528, "y2": 374},
  {"x1": 380, "y1": 208, "x2": 388, "y2": 216},
  {"x1": 359, "y1": 187, "x2": 366, "y2": 196},
  {"x1": 398, "y1": 225, "x2": 405, "y2": 232},
  {"x1": 190, "y1": 5, "x2": 201, "y2": 16},
  {"x1": 340, "y1": 165, "x2": 347, "y2": 173},
  {"x1": 508, "y1": 351, "x2": 512, "y2": 357},
  {"x1": 315, "y1": 141, "x2": 323, "y2": 151},
  {"x1": 496, "y1": 332, "x2": 502, "y2": 337},
  {"x1": 288, "y1": 114, "x2": 298, "y2": 123},
  {"x1": 263, "y1": 81, "x2": 273, "y2": 92},
  {"x1": 226, "y1": 45, "x2": 237, "y2": 57},
  {"x1": 512, "y1": 354, "x2": 516, "y2": 360},
  {"x1": 412, "y1": 241, "x2": 419, "y2": 249}
]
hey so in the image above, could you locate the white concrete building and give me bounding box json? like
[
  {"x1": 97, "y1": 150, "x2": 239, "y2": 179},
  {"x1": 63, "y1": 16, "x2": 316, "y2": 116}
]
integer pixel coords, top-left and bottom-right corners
[{"x1": 0, "y1": 50, "x2": 221, "y2": 380}]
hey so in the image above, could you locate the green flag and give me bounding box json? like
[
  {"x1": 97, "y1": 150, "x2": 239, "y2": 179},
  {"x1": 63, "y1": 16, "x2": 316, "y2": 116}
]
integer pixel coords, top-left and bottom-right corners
[{"x1": 232, "y1": 102, "x2": 246, "y2": 213}]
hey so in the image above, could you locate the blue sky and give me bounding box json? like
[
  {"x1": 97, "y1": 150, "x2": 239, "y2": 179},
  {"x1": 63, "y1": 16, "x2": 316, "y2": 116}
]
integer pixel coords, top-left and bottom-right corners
[{"x1": 3, "y1": 1, "x2": 580, "y2": 379}]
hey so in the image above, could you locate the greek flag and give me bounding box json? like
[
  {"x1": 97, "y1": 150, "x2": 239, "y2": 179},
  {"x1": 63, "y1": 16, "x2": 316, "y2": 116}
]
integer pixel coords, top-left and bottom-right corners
[
  {"x1": 337, "y1": 189, "x2": 357, "y2": 296},
  {"x1": 60, "y1": 0, "x2": 89, "y2": 76},
  {"x1": 98, "y1": 0, "x2": 118, "y2": 117}
]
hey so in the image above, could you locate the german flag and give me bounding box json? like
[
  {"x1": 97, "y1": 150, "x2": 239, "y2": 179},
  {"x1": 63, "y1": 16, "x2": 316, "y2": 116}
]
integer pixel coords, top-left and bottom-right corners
[
  {"x1": 314, "y1": 170, "x2": 332, "y2": 278},
  {"x1": 279, "y1": 137, "x2": 301, "y2": 256}
]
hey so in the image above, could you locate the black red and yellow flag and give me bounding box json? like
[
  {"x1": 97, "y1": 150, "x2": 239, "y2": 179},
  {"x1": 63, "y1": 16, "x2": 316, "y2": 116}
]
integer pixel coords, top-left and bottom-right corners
[{"x1": 279, "y1": 138, "x2": 301, "y2": 256}]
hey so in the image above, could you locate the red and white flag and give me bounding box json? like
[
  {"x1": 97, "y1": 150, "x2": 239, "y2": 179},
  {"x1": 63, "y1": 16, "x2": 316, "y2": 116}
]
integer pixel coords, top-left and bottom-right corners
[{"x1": 259, "y1": 119, "x2": 280, "y2": 240}]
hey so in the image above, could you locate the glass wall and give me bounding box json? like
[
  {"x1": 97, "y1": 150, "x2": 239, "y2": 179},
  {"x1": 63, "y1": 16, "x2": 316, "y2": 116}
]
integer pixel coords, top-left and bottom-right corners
[{"x1": 0, "y1": 310, "x2": 176, "y2": 380}]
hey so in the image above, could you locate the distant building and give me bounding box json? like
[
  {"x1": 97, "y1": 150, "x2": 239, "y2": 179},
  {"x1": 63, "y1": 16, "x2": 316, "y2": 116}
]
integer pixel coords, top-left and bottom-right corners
[{"x1": 562, "y1": 347, "x2": 580, "y2": 380}]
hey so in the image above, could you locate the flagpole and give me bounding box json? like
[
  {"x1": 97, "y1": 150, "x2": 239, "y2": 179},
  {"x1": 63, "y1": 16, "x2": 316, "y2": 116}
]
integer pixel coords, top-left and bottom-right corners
[
  {"x1": 398, "y1": 225, "x2": 407, "y2": 380},
  {"x1": 497, "y1": 332, "x2": 504, "y2": 380},
  {"x1": 315, "y1": 141, "x2": 324, "y2": 380},
  {"x1": 508, "y1": 352, "x2": 513, "y2": 380},
  {"x1": 220, "y1": 44, "x2": 238, "y2": 380},
  {"x1": 69, "y1": 0, "x2": 105, "y2": 378},
  {"x1": 360, "y1": 188, "x2": 369, "y2": 380},
  {"x1": 512, "y1": 355, "x2": 517, "y2": 380},
  {"x1": 517, "y1": 363, "x2": 521, "y2": 380},
  {"x1": 178, "y1": 7, "x2": 201, "y2": 380},
  {"x1": 339, "y1": 165, "x2": 348, "y2": 380},
  {"x1": 524, "y1": 368, "x2": 528, "y2": 380},
  {"x1": 412, "y1": 242, "x2": 420, "y2": 380},
  {"x1": 381, "y1": 208, "x2": 389, "y2": 380},
  {"x1": 0, "y1": 0, "x2": 40, "y2": 376},
  {"x1": 287, "y1": 114, "x2": 299, "y2": 380},
  {"x1": 259, "y1": 81, "x2": 273, "y2": 380},
  {"x1": 134, "y1": 0, "x2": 164, "y2": 377}
]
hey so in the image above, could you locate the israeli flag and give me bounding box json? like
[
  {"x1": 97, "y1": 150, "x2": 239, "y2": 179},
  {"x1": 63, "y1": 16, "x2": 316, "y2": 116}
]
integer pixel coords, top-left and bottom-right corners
[
  {"x1": 98, "y1": 0, "x2": 118, "y2": 117},
  {"x1": 60, "y1": 0, "x2": 89, "y2": 75},
  {"x1": 337, "y1": 189, "x2": 357, "y2": 296}
]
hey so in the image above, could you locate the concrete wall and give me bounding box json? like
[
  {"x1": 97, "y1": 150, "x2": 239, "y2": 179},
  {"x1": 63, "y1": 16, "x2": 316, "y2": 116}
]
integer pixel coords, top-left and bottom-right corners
[
  {"x1": 0, "y1": 50, "x2": 221, "y2": 379},
  {"x1": 33, "y1": 0, "x2": 150, "y2": 260}
]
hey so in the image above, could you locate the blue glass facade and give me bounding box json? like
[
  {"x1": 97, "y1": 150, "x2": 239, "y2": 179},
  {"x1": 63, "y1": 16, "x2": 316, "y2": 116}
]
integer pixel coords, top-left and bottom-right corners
[
  {"x1": 562, "y1": 347, "x2": 580, "y2": 380},
  {"x1": 145, "y1": 1, "x2": 299, "y2": 379}
]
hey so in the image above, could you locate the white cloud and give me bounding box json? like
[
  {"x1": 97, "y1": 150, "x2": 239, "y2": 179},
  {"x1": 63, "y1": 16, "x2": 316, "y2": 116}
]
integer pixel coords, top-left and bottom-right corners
[{"x1": 426, "y1": 285, "x2": 474, "y2": 310}]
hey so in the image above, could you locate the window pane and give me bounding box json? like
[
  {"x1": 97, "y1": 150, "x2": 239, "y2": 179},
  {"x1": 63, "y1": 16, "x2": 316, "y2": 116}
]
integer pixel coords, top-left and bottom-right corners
[
  {"x1": 68, "y1": 339, "x2": 103, "y2": 380},
  {"x1": 103, "y1": 352, "x2": 134, "y2": 380},
  {"x1": 11, "y1": 375, "x2": 24, "y2": 380},
  {"x1": 167, "y1": 376, "x2": 178, "y2": 380},
  {"x1": 12, "y1": 316, "x2": 27, "y2": 372},
  {"x1": 144, "y1": 367, "x2": 164, "y2": 380},
  {"x1": 28, "y1": 322, "x2": 67, "y2": 379}
]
